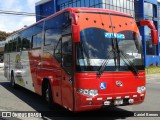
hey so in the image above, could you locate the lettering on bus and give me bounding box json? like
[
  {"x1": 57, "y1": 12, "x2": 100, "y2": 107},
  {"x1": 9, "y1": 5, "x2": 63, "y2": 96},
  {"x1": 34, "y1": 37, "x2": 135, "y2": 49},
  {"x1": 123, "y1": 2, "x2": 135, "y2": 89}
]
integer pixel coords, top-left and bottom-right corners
[{"x1": 105, "y1": 33, "x2": 125, "y2": 39}]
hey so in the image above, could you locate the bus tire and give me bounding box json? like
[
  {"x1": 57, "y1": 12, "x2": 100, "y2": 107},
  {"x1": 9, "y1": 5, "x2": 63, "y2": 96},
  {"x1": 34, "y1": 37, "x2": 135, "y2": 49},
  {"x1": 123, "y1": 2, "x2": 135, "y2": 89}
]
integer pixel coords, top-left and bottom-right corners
[
  {"x1": 11, "y1": 72, "x2": 16, "y2": 88},
  {"x1": 44, "y1": 81, "x2": 53, "y2": 108}
]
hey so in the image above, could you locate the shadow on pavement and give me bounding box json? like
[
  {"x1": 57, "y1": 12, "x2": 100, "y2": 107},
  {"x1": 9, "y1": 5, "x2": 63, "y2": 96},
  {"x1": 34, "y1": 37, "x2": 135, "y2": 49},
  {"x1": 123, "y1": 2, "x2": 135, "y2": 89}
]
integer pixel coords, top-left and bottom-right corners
[{"x1": 0, "y1": 82, "x2": 134, "y2": 119}]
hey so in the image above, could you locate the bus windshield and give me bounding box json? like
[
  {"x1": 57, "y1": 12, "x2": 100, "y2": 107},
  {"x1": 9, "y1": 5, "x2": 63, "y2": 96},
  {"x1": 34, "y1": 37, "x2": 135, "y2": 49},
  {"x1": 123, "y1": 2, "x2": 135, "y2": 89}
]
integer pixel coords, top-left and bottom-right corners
[{"x1": 76, "y1": 12, "x2": 144, "y2": 72}]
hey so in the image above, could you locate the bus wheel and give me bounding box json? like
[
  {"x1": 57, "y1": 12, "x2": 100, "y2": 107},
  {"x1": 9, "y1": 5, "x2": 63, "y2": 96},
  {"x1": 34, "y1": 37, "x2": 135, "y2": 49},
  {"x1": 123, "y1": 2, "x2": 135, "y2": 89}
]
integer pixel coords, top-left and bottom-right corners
[
  {"x1": 45, "y1": 82, "x2": 53, "y2": 108},
  {"x1": 11, "y1": 73, "x2": 16, "y2": 88}
]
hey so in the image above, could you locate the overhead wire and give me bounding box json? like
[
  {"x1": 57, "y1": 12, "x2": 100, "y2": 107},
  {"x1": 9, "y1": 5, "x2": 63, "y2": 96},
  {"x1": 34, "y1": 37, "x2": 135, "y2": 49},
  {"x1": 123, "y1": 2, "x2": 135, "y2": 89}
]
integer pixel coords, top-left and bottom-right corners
[{"x1": 0, "y1": 9, "x2": 46, "y2": 17}]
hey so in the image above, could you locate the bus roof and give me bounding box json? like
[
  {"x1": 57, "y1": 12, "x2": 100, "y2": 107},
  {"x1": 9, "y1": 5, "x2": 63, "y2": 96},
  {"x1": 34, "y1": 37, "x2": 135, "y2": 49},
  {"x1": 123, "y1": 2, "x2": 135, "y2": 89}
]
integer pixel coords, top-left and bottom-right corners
[
  {"x1": 6, "y1": 7, "x2": 132, "y2": 39},
  {"x1": 71, "y1": 7, "x2": 131, "y2": 17},
  {"x1": 45, "y1": 7, "x2": 132, "y2": 21}
]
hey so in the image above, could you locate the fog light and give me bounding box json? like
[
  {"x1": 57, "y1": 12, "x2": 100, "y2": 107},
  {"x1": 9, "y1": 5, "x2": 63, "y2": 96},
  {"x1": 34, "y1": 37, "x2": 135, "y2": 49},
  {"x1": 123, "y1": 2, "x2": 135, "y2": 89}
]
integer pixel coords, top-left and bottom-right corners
[
  {"x1": 89, "y1": 101, "x2": 93, "y2": 105},
  {"x1": 104, "y1": 101, "x2": 111, "y2": 105},
  {"x1": 128, "y1": 99, "x2": 134, "y2": 104}
]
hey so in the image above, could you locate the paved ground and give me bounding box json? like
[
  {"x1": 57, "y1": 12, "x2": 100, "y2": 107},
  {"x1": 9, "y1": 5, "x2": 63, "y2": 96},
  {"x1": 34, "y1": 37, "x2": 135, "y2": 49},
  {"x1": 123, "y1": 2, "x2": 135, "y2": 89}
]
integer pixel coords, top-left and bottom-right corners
[
  {"x1": 146, "y1": 74, "x2": 160, "y2": 84},
  {"x1": 0, "y1": 69, "x2": 160, "y2": 120}
]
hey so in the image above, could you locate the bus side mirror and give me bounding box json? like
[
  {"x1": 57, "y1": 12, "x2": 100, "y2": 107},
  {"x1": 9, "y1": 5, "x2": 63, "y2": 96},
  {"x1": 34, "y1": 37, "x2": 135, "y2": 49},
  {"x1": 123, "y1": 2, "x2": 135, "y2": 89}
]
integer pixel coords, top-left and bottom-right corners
[
  {"x1": 151, "y1": 29, "x2": 158, "y2": 45},
  {"x1": 72, "y1": 24, "x2": 80, "y2": 43},
  {"x1": 140, "y1": 20, "x2": 158, "y2": 45}
]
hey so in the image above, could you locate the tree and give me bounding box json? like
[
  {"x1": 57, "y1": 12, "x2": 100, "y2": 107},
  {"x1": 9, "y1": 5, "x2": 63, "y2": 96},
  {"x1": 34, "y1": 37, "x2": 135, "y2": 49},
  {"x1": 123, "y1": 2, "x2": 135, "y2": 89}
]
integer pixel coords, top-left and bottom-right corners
[{"x1": 0, "y1": 30, "x2": 11, "y2": 41}]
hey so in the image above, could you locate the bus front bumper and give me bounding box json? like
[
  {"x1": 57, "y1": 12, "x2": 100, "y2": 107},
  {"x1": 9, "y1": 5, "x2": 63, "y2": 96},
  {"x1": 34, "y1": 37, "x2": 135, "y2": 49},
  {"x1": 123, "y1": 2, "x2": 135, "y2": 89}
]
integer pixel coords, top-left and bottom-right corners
[{"x1": 74, "y1": 92, "x2": 145, "y2": 112}]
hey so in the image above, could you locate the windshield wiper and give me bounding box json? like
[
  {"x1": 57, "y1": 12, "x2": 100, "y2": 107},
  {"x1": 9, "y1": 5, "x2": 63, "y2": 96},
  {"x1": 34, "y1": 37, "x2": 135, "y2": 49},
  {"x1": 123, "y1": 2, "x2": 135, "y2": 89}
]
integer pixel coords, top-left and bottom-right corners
[
  {"x1": 97, "y1": 50, "x2": 114, "y2": 76},
  {"x1": 120, "y1": 50, "x2": 139, "y2": 75},
  {"x1": 113, "y1": 37, "x2": 139, "y2": 75},
  {"x1": 97, "y1": 38, "x2": 118, "y2": 76}
]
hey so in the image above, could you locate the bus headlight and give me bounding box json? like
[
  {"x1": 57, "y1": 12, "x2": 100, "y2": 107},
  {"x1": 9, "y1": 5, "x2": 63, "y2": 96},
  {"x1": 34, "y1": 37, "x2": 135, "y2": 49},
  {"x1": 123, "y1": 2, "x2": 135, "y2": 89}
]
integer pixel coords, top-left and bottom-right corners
[
  {"x1": 78, "y1": 89, "x2": 98, "y2": 97},
  {"x1": 137, "y1": 86, "x2": 146, "y2": 93}
]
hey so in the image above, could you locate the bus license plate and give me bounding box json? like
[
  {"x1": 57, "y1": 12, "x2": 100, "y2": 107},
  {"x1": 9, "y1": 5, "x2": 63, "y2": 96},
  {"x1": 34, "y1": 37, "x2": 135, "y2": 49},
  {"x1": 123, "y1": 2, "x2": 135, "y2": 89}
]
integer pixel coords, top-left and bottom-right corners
[{"x1": 114, "y1": 99, "x2": 123, "y2": 105}]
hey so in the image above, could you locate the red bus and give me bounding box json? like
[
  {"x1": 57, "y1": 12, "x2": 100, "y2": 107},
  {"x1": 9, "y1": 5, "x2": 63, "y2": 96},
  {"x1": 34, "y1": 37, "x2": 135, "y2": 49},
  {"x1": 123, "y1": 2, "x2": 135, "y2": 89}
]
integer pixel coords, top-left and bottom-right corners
[{"x1": 4, "y1": 8, "x2": 158, "y2": 112}]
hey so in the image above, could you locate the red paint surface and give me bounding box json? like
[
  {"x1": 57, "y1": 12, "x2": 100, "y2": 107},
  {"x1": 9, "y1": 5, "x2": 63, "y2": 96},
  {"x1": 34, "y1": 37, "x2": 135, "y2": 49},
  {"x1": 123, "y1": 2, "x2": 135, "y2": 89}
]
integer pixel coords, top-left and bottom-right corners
[{"x1": 28, "y1": 8, "x2": 145, "y2": 112}]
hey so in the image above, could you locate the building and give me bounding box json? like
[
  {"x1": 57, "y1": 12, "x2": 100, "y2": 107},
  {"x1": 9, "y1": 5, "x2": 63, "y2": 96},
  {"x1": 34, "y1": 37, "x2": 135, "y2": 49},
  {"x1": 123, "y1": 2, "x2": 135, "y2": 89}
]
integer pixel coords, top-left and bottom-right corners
[
  {"x1": 35, "y1": 0, "x2": 160, "y2": 67},
  {"x1": 0, "y1": 41, "x2": 6, "y2": 62}
]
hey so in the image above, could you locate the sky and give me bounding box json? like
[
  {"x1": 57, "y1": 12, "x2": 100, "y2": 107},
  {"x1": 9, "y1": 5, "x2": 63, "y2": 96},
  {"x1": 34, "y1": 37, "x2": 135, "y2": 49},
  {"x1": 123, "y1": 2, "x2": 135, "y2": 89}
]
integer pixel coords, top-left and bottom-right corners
[{"x1": 0, "y1": 0, "x2": 41, "y2": 33}]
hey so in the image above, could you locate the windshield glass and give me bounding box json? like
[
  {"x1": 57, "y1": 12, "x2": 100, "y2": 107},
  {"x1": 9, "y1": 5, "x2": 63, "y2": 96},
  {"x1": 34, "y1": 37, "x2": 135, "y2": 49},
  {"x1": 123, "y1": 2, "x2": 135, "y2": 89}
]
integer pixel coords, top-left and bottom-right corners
[{"x1": 76, "y1": 12, "x2": 144, "y2": 72}]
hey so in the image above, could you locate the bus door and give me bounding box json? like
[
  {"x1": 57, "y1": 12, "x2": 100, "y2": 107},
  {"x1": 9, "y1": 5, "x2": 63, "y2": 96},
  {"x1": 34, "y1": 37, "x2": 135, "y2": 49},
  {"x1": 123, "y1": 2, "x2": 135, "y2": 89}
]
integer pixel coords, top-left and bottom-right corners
[
  {"x1": 61, "y1": 34, "x2": 73, "y2": 110},
  {"x1": 6, "y1": 54, "x2": 10, "y2": 80},
  {"x1": 51, "y1": 38, "x2": 62, "y2": 105}
]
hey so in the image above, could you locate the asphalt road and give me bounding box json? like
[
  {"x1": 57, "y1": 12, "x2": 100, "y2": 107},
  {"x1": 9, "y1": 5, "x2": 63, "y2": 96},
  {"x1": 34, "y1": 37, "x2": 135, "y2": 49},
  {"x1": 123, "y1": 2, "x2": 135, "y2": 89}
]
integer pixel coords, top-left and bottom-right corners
[{"x1": 0, "y1": 70, "x2": 160, "y2": 120}]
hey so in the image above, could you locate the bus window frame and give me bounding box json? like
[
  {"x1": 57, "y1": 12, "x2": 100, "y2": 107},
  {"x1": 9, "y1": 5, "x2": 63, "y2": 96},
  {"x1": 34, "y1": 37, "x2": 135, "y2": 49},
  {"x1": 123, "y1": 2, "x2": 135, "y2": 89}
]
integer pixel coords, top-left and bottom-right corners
[
  {"x1": 31, "y1": 33, "x2": 42, "y2": 50},
  {"x1": 61, "y1": 33, "x2": 73, "y2": 75}
]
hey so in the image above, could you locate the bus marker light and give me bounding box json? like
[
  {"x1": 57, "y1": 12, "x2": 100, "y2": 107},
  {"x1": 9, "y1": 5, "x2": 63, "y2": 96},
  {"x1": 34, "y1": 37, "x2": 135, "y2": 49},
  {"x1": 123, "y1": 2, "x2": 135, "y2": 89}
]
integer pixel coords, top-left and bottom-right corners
[
  {"x1": 107, "y1": 97, "x2": 112, "y2": 100},
  {"x1": 133, "y1": 95, "x2": 137, "y2": 98},
  {"x1": 140, "y1": 94, "x2": 144, "y2": 96},
  {"x1": 97, "y1": 98, "x2": 103, "y2": 100},
  {"x1": 116, "y1": 96, "x2": 121, "y2": 99},
  {"x1": 86, "y1": 98, "x2": 92, "y2": 101},
  {"x1": 125, "y1": 96, "x2": 130, "y2": 98}
]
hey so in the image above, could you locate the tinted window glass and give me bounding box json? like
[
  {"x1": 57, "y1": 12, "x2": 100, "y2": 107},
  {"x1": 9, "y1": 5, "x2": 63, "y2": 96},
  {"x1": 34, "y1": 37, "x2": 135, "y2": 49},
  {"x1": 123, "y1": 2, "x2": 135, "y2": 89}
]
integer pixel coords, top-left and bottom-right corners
[
  {"x1": 4, "y1": 43, "x2": 9, "y2": 53},
  {"x1": 76, "y1": 28, "x2": 144, "y2": 71},
  {"x1": 22, "y1": 37, "x2": 31, "y2": 50},
  {"x1": 17, "y1": 36, "x2": 22, "y2": 52},
  {"x1": 44, "y1": 12, "x2": 71, "y2": 46},
  {"x1": 62, "y1": 35, "x2": 72, "y2": 74},
  {"x1": 45, "y1": 29, "x2": 61, "y2": 46},
  {"x1": 32, "y1": 33, "x2": 42, "y2": 48},
  {"x1": 12, "y1": 39, "x2": 17, "y2": 52},
  {"x1": 8, "y1": 42, "x2": 12, "y2": 52},
  {"x1": 54, "y1": 40, "x2": 61, "y2": 62},
  {"x1": 31, "y1": 22, "x2": 43, "y2": 49}
]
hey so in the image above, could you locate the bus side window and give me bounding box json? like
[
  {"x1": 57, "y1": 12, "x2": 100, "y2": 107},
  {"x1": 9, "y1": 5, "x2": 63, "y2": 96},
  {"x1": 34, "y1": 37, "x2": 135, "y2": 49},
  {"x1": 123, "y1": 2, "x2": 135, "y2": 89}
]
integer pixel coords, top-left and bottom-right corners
[
  {"x1": 17, "y1": 37, "x2": 22, "y2": 52},
  {"x1": 31, "y1": 22, "x2": 43, "y2": 49},
  {"x1": 4, "y1": 43, "x2": 8, "y2": 53},
  {"x1": 12, "y1": 39, "x2": 17, "y2": 52},
  {"x1": 54, "y1": 39, "x2": 62, "y2": 62},
  {"x1": 8, "y1": 42, "x2": 12, "y2": 52},
  {"x1": 62, "y1": 35, "x2": 72, "y2": 74},
  {"x1": 37, "y1": 33, "x2": 42, "y2": 48},
  {"x1": 45, "y1": 29, "x2": 61, "y2": 46},
  {"x1": 32, "y1": 33, "x2": 42, "y2": 49},
  {"x1": 32, "y1": 35, "x2": 37, "y2": 48},
  {"x1": 22, "y1": 38, "x2": 31, "y2": 50}
]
